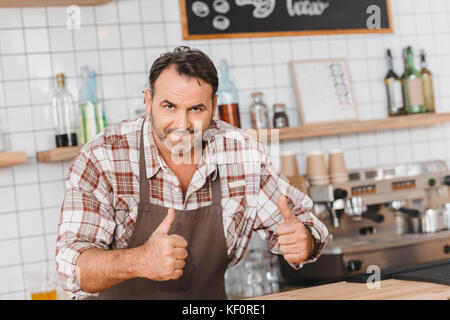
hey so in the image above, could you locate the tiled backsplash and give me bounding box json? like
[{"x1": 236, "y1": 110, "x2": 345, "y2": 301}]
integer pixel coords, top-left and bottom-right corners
[{"x1": 2, "y1": 0, "x2": 450, "y2": 299}]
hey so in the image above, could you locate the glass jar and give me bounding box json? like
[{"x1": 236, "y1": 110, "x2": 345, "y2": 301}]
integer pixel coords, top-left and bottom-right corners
[
  {"x1": 250, "y1": 92, "x2": 269, "y2": 129},
  {"x1": 272, "y1": 103, "x2": 289, "y2": 128}
]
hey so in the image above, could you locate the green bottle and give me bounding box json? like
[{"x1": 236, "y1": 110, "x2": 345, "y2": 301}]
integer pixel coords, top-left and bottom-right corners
[
  {"x1": 420, "y1": 49, "x2": 435, "y2": 113},
  {"x1": 401, "y1": 46, "x2": 426, "y2": 114}
]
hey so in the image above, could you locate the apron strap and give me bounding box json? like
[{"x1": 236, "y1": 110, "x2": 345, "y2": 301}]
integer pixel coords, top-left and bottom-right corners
[
  {"x1": 139, "y1": 120, "x2": 150, "y2": 205},
  {"x1": 210, "y1": 166, "x2": 221, "y2": 206}
]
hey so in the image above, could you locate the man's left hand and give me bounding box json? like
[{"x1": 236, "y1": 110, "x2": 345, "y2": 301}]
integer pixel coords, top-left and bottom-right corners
[{"x1": 276, "y1": 195, "x2": 314, "y2": 265}]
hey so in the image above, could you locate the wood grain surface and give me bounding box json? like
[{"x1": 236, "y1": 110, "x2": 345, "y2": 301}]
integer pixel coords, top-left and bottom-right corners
[{"x1": 246, "y1": 279, "x2": 450, "y2": 300}]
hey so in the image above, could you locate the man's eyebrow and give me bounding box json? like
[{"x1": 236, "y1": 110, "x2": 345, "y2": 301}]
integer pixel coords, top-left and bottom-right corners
[
  {"x1": 160, "y1": 100, "x2": 206, "y2": 109},
  {"x1": 189, "y1": 103, "x2": 206, "y2": 109},
  {"x1": 160, "y1": 99, "x2": 176, "y2": 107}
]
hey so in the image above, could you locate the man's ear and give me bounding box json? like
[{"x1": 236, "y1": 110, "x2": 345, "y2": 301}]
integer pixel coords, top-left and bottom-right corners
[{"x1": 145, "y1": 89, "x2": 152, "y2": 116}]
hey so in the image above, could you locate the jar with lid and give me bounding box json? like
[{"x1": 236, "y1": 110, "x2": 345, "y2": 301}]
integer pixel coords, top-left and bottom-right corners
[
  {"x1": 217, "y1": 59, "x2": 241, "y2": 128},
  {"x1": 272, "y1": 103, "x2": 289, "y2": 128},
  {"x1": 250, "y1": 92, "x2": 269, "y2": 129}
]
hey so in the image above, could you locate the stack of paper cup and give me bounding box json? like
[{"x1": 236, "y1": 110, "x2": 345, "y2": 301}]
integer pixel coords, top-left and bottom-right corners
[
  {"x1": 281, "y1": 152, "x2": 300, "y2": 177},
  {"x1": 328, "y1": 149, "x2": 349, "y2": 184},
  {"x1": 306, "y1": 151, "x2": 330, "y2": 186},
  {"x1": 281, "y1": 152, "x2": 309, "y2": 194}
]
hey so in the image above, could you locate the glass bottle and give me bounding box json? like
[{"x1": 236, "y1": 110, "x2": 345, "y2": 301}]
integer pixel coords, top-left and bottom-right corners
[
  {"x1": 89, "y1": 70, "x2": 107, "y2": 132},
  {"x1": 250, "y1": 92, "x2": 269, "y2": 129},
  {"x1": 384, "y1": 49, "x2": 404, "y2": 116},
  {"x1": 78, "y1": 66, "x2": 106, "y2": 145},
  {"x1": 420, "y1": 49, "x2": 435, "y2": 113},
  {"x1": 51, "y1": 73, "x2": 79, "y2": 148},
  {"x1": 272, "y1": 103, "x2": 289, "y2": 128},
  {"x1": 401, "y1": 46, "x2": 426, "y2": 114},
  {"x1": 79, "y1": 67, "x2": 96, "y2": 145},
  {"x1": 217, "y1": 59, "x2": 241, "y2": 128}
]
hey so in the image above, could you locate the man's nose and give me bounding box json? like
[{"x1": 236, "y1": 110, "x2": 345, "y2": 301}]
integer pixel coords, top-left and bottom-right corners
[{"x1": 173, "y1": 110, "x2": 190, "y2": 130}]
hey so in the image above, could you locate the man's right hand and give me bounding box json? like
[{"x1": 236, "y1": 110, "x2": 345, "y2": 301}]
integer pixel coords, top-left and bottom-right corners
[{"x1": 137, "y1": 208, "x2": 188, "y2": 281}]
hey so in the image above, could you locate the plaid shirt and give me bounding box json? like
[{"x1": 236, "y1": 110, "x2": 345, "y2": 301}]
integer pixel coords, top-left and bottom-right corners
[{"x1": 56, "y1": 115, "x2": 329, "y2": 298}]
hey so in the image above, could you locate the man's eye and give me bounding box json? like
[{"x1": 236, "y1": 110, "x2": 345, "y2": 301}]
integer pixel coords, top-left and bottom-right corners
[
  {"x1": 164, "y1": 105, "x2": 174, "y2": 110},
  {"x1": 191, "y1": 107, "x2": 202, "y2": 112}
]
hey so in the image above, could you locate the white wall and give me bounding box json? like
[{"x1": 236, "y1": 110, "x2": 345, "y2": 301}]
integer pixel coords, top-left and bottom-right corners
[{"x1": 1, "y1": 0, "x2": 450, "y2": 299}]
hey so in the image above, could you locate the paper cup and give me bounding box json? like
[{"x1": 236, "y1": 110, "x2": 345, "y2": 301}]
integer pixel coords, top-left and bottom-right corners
[
  {"x1": 328, "y1": 149, "x2": 347, "y2": 176},
  {"x1": 281, "y1": 153, "x2": 300, "y2": 177},
  {"x1": 306, "y1": 150, "x2": 328, "y2": 179},
  {"x1": 309, "y1": 178, "x2": 330, "y2": 186}
]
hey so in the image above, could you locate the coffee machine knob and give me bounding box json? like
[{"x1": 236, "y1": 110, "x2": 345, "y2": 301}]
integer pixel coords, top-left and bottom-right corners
[
  {"x1": 428, "y1": 178, "x2": 436, "y2": 187},
  {"x1": 346, "y1": 260, "x2": 363, "y2": 272},
  {"x1": 334, "y1": 188, "x2": 348, "y2": 200},
  {"x1": 443, "y1": 176, "x2": 450, "y2": 186},
  {"x1": 444, "y1": 244, "x2": 450, "y2": 255}
]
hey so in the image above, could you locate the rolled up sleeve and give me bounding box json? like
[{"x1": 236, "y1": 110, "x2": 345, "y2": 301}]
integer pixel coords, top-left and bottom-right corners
[
  {"x1": 55, "y1": 148, "x2": 116, "y2": 299},
  {"x1": 252, "y1": 146, "x2": 329, "y2": 270}
]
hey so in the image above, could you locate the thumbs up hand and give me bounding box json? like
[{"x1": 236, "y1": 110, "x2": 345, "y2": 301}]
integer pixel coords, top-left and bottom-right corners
[
  {"x1": 137, "y1": 208, "x2": 188, "y2": 281},
  {"x1": 276, "y1": 195, "x2": 314, "y2": 265}
]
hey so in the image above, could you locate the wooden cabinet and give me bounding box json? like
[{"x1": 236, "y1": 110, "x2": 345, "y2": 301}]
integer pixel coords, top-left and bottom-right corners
[{"x1": 0, "y1": 0, "x2": 112, "y2": 7}]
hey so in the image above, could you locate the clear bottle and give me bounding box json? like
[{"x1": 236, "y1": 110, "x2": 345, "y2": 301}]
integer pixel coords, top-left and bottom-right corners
[
  {"x1": 385, "y1": 49, "x2": 404, "y2": 116},
  {"x1": 250, "y1": 92, "x2": 269, "y2": 129},
  {"x1": 89, "y1": 70, "x2": 107, "y2": 131},
  {"x1": 79, "y1": 67, "x2": 96, "y2": 145},
  {"x1": 79, "y1": 66, "x2": 104, "y2": 145},
  {"x1": 420, "y1": 49, "x2": 435, "y2": 113},
  {"x1": 401, "y1": 46, "x2": 426, "y2": 114},
  {"x1": 217, "y1": 59, "x2": 241, "y2": 128},
  {"x1": 272, "y1": 103, "x2": 289, "y2": 128},
  {"x1": 52, "y1": 73, "x2": 79, "y2": 147}
]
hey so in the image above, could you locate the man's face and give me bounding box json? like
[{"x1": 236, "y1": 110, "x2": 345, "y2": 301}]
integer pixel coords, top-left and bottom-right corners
[{"x1": 145, "y1": 65, "x2": 217, "y2": 157}]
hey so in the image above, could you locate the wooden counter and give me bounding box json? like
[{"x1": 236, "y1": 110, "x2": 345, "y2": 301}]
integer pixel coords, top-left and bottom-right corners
[{"x1": 246, "y1": 279, "x2": 450, "y2": 300}]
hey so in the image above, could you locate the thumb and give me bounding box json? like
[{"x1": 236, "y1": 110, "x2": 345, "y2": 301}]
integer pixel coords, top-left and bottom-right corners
[
  {"x1": 156, "y1": 208, "x2": 175, "y2": 235},
  {"x1": 278, "y1": 195, "x2": 294, "y2": 222}
]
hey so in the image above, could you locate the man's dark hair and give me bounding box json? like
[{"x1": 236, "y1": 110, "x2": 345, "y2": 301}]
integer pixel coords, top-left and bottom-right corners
[{"x1": 149, "y1": 46, "x2": 218, "y2": 100}]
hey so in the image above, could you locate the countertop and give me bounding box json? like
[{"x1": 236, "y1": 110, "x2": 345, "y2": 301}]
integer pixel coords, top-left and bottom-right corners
[{"x1": 246, "y1": 279, "x2": 450, "y2": 300}]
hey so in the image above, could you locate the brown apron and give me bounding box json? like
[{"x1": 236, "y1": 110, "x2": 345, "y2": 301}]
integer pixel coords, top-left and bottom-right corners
[{"x1": 91, "y1": 124, "x2": 229, "y2": 300}]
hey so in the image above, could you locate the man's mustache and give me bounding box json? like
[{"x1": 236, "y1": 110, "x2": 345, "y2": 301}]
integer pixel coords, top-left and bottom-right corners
[{"x1": 165, "y1": 128, "x2": 196, "y2": 136}]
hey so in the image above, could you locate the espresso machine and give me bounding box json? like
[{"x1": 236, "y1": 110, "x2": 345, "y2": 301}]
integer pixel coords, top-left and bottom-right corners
[{"x1": 279, "y1": 160, "x2": 450, "y2": 285}]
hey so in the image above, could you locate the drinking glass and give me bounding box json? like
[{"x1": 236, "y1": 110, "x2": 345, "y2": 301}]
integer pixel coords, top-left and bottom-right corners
[{"x1": 26, "y1": 270, "x2": 57, "y2": 300}]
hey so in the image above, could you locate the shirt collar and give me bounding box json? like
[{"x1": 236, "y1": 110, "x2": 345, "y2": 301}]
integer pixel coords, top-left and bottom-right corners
[{"x1": 142, "y1": 116, "x2": 219, "y2": 181}]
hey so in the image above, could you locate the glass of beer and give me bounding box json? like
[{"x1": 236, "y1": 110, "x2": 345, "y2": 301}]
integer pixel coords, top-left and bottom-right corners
[{"x1": 26, "y1": 270, "x2": 57, "y2": 300}]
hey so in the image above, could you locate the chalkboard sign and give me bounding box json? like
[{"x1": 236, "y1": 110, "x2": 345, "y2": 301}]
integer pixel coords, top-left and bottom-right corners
[{"x1": 180, "y1": 0, "x2": 393, "y2": 40}]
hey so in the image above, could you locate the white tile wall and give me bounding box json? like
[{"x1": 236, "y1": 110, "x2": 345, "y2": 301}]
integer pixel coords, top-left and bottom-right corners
[{"x1": 1, "y1": 0, "x2": 450, "y2": 299}]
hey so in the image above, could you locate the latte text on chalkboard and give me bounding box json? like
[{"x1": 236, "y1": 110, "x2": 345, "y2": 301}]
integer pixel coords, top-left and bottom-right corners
[{"x1": 179, "y1": 0, "x2": 393, "y2": 39}]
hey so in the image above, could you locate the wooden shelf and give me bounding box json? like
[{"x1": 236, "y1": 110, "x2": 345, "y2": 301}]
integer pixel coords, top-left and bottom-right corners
[
  {"x1": 37, "y1": 146, "x2": 81, "y2": 163},
  {"x1": 253, "y1": 113, "x2": 450, "y2": 142},
  {"x1": 0, "y1": 151, "x2": 27, "y2": 168},
  {"x1": 0, "y1": 0, "x2": 112, "y2": 7}
]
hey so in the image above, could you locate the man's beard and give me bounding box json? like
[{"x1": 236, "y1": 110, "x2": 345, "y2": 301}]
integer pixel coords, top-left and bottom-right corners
[{"x1": 150, "y1": 108, "x2": 210, "y2": 157}]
